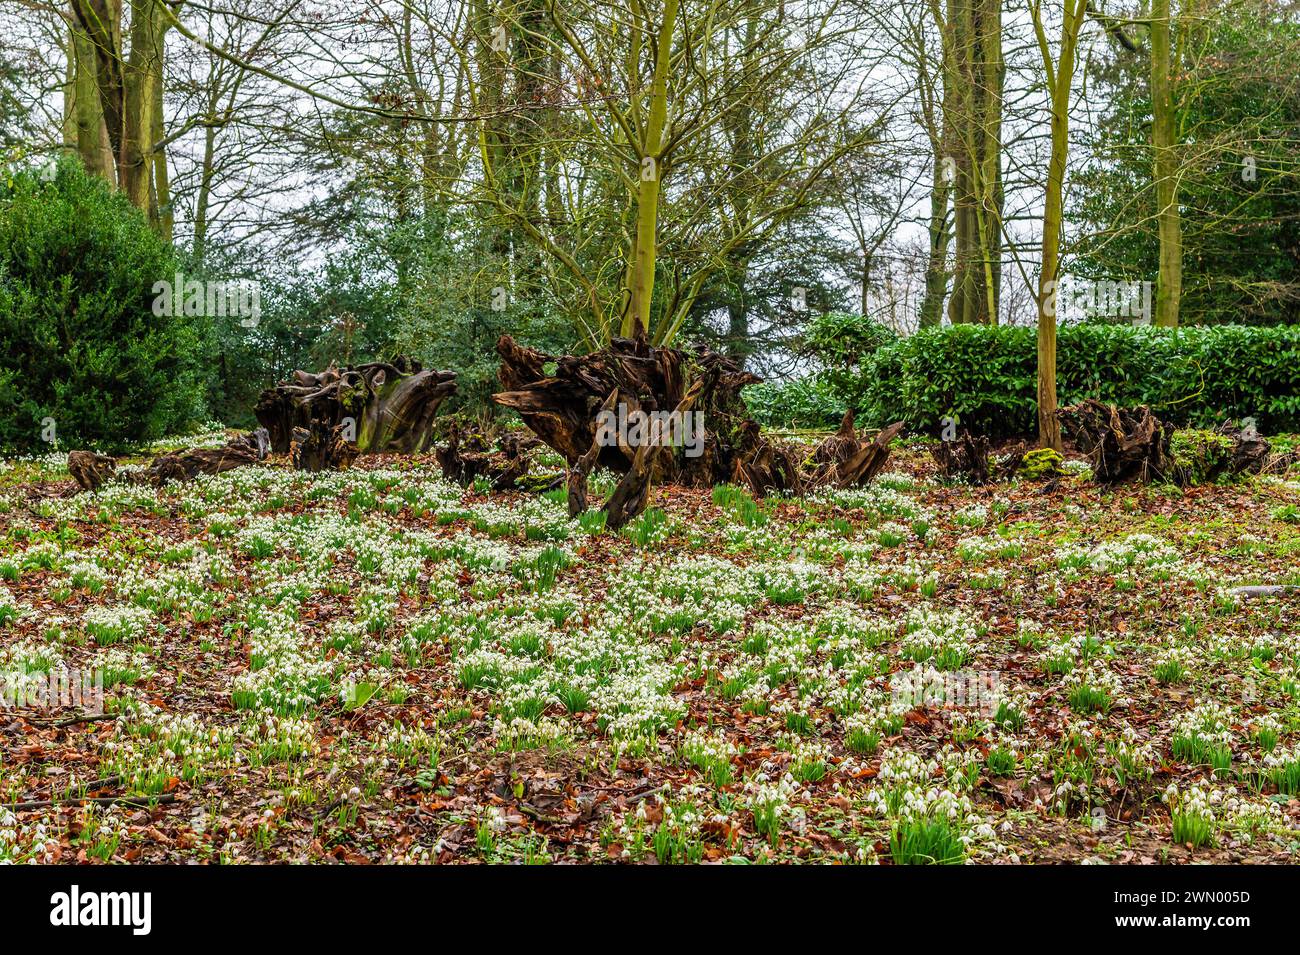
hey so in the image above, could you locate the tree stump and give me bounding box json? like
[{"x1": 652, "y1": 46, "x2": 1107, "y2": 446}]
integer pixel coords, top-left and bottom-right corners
[
  {"x1": 289, "y1": 423, "x2": 359, "y2": 473},
  {"x1": 931, "y1": 430, "x2": 992, "y2": 484},
  {"x1": 434, "y1": 423, "x2": 538, "y2": 490},
  {"x1": 495, "y1": 337, "x2": 905, "y2": 501},
  {"x1": 493, "y1": 335, "x2": 758, "y2": 488},
  {"x1": 600, "y1": 378, "x2": 708, "y2": 530},
  {"x1": 255, "y1": 358, "x2": 456, "y2": 455},
  {"x1": 565, "y1": 392, "x2": 620, "y2": 517},
  {"x1": 1058, "y1": 400, "x2": 1175, "y2": 484},
  {"x1": 68, "y1": 429, "x2": 271, "y2": 492},
  {"x1": 1212, "y1": 421, "x2": 1273, "y2": 478},
  {"x1": 67, "y1": 451, "x2": 117, "y2": 492}
]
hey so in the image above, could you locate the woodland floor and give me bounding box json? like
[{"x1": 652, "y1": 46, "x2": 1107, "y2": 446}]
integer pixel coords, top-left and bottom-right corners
[{"x1": 2, "y1": 433, "x2": 1300, "y2": 864}]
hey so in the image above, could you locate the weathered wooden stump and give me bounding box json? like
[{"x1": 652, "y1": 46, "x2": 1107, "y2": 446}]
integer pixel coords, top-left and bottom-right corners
[
  {"x1": 256, "y1": 358, "x2": 456, "y2": 456},
  {"x1": 1059, "y1": 400, "x2": 1175, "y2": 484},
  {"x1": 68, "y1": 429, "x2": 271, "y2": 492},
  {"x1": 289, "y1": 422, "x2": 359, "y2": 472},
  {"x1": 67, "y1": 451, "x2": 117, "y2": 492},
  {"x1": 494, "y1": 336, "x2": 905, "y2": 527},
  {"x1": 931, "y1": 430, "x2": 992, "y2": 484}
]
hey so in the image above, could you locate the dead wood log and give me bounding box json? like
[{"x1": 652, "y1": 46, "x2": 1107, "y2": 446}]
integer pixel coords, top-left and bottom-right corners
[
  {"x1": 1228, "y1": 585, "x2": 1300, "y2": 598},
  {"x1": 601, "y1": 378, "x2": 707, "y2": 530},
  {"x1": 496, "y1": 338, "x2": 905, "y2": 495},
  {"x1": 567, "y1": 391, "x2": 620, "y2": 517},
  {"x1": 67, "y1": 451, "x2": 117, "y2": 492},
  {"x1": 827, "y1": 419, "x2": 906, "y2": 487},
  {"x1": 1170, "y1": 420, "x2": 1296, "y2": 485},
  {"x1": 434, "y1": 423, "x2": 482, "y2": 485},
  {"x1": 1204, "y1": 421, "x2": 1272, "y2": 481},
  {"x1": 930, "y1": 430, "x2": 992, "y2": 484},
  {"x1": 434, "y1": 423, "x2": 540, "y2": 491},
  {"x1": 730, "y1": 419, "x2": 807, "y2": 495},
  {"x1": 1058, "y1": 400, "x2": 1175, "y2": 484},
  {"x1": 289, "y1": 422, "x2": 359, "y2": 473},
  {"x1": 491, "y1": 434, "x2": 534, "y2": 491},
  {"x1": 143, "y1": 428, "x2": 270, "y2": 485},
  {"x1": 256, "y1": 357, "x2": 456, "y2": 455},
  {"x1": 493, "y1": 335, "x2": 756, "y2": 487},
  {"x1": 143, "y1": 428, "x2": 271, "y2": 485},
  {"x1": 69, "y1": 430, "x2": 270, "y2": 492}
]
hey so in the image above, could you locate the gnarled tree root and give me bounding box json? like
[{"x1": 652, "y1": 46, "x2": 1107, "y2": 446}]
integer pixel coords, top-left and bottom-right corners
[
  {"x1": 68, "y1": 429, "x2": 271, "y2": 493},
  {"x1": 256, "y1": 357, "x2": 456, "y2": 456},
  {"x1": 495, "y1": 336, "x2": 905, "y2": 527},
  {"x1": 1058, "y1": 400, "x2": 1175, "y2": 484}
]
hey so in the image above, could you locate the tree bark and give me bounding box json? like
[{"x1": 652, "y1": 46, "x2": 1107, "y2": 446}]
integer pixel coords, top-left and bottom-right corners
[
  {"x1": 945, "y1": 0, "x2": 1002, "y2": 326},
  {"x1": 622, "y1": 0, "x2": 680, "y2": 340},
  {"x1": 496, "y1": 337, "x2": 905, "y2": 500},
  {"x1": 1033, "y1": 0, "x2": 1088, "y2": 452},
  {"x1": 67, "y1": 0, "x2": 170, "y2": 230},
  {"x1": 68, "y1": 430, "x2": 270, "y2": 493},
  {"x1": 1151, "y1": 0, "x2": 1182, "y2": 328},
  {"x1": 255, "y1": 359, "x2": 456, "y2": 455}
]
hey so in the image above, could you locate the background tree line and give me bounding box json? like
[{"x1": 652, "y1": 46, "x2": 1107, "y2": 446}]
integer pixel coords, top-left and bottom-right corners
[{"x1": 1, "y1": 0, "x2": 1297, "y2": 451}]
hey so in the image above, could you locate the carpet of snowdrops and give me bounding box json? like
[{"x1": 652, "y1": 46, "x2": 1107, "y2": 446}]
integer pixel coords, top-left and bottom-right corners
[{"x1": 2, "y1": 436, "x2": 1300, "y2": 864}]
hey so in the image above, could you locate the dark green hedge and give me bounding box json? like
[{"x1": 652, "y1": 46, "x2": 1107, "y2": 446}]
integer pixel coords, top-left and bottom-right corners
[{"x1": 839, "y1": 324, "x2": 1300, "y2": 437}]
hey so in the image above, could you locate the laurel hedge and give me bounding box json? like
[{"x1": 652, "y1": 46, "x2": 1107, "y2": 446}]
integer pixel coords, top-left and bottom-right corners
[{"x1": 838, "y1": 324, "x2": 1300, "y2": 438}]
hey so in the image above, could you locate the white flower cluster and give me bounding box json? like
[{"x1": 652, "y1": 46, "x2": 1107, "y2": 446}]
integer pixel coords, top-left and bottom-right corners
[
  {"x1": 0, "y1": 585, "x2": 20, "y2": 626},
  {"x1": 680, "y1": 727, "x2": 738, "y2": 766},
  {"x1": 1056, "y1": 533, "x2": 1185, "y2": 577},
  {"x1": 1171, "y1": 702, "x2": 1236, "y2": 749},
  {"x1": 0, "y1": 808, "x2": 58, "y2": 863},
  {"x1": 901, "y1": 606, "x2": 976, "y2": 666},
  {"x1": 81, "y1": 604, "x2": 154, "y2": 644},
  {"x1": 1162, "y1": 781, "x2": 1217, "y2": 825},
  {"x1": 232, "y1": 606, "x2": 335, "y2": 714},
  {"x1": 745, "y1": 773, "x2": 799, "y2": 818}
]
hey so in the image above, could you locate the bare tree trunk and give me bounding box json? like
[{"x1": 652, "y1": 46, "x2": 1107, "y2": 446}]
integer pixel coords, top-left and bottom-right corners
[
  {"x1": 69, "y1": 0, "x2": 170, "y2": 231},
  {"x1": 622, "y1": 0, "x2": 679, "y2": 339},
  {"x1": 192, "y1": 118, "x2": 216, "y2": 263},
  {"x1": 1033, "y1": 0, "x2": 1089, "y2": 452},
  {"x1": 1151, "y1": 0, "x2": 1182, "y2": 327},
  {"x1": 946, "y1": 0, "x2": 1002, "y2": 325},
  {"x1": 150, "y1": 68, "x2": 172, "y2": 242},
  {"x1": 919, "y1": 153, "x2": 952, "y2": 328},
  {"x1": 67, "y1": 20, "x2": 114, "y2": 181}
]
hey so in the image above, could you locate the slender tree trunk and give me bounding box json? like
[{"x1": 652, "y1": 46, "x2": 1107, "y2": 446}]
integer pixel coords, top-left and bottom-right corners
[
  {"x1": 919, "y1": 4, "x2": 954, "y2": 329},
  {"x1": 1035, "y1": 0, "x2": 1087, "y2": 452},
  {"x1": 1151, "y1": 0, "x2": 1181, "y2": 327},
  {"x1": 946, "y1": 0, "x2": 1002, "y2": 325},
  {"x1": 623, "y1": 0, "x2": 679, "y2": 340},
  {"x1": 193, "y1": 117, "x2": 216, "y2": 264},
  {"x1": 151, "y1": 69, "x2": 172, "y2": 242},
  {"x1": 977, "y1": 0, "x2": 1003, "y2": 324},
  {"x1": 122, "y1": 0, "x2": 167, "y2": 213},
  {"x1": 919, "y1": 152, "x2": 952, "y2": 328}
]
